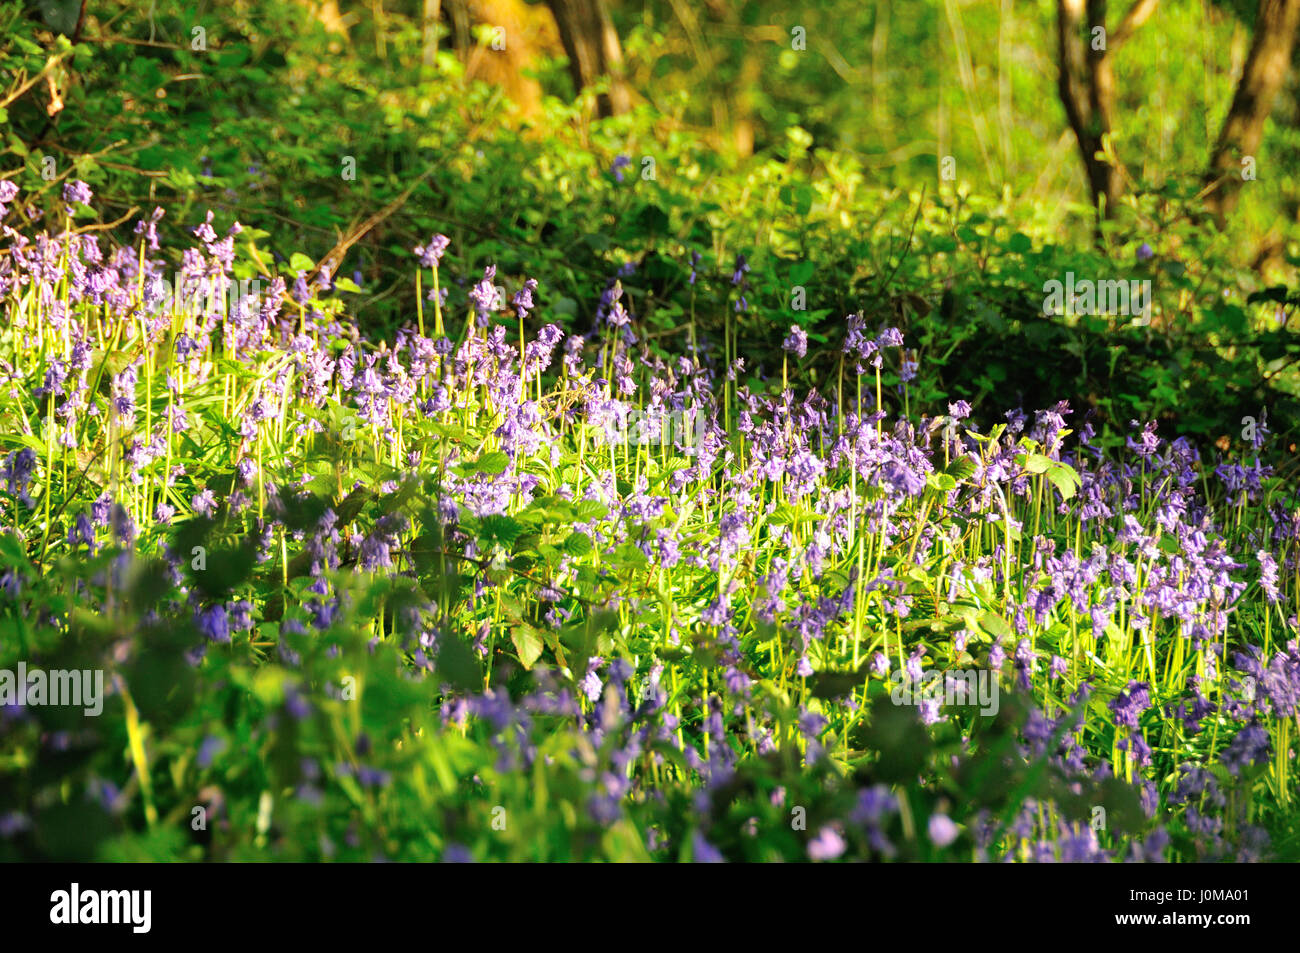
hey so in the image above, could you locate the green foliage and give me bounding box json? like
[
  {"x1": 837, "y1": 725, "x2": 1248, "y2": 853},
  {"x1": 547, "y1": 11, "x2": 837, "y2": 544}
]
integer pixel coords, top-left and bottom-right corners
[
  {"x1": 1, "y1": 0, "x2": 1299, "y2": 863},
  {"x1": 1, "y1": 1, "x2": 1295, "y2": 456}
]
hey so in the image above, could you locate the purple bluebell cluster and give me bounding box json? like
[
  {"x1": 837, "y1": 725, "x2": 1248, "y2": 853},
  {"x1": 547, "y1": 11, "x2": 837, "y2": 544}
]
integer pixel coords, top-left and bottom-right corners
[{"x1": 0, "y1": 188, "x2": 1295, "y2": 862}]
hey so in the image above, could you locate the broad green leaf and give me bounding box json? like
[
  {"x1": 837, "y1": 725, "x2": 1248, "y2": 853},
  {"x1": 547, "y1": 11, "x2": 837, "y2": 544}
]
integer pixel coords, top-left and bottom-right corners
[{"x1": 511, "y1": 624, "x2": 545, "y2": 669}]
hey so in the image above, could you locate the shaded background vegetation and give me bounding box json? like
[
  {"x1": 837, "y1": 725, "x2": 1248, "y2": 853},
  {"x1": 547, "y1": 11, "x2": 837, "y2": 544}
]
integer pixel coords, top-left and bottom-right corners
[{"x1": 3, "y1": 0, "x2": 1300, "y2": 451}]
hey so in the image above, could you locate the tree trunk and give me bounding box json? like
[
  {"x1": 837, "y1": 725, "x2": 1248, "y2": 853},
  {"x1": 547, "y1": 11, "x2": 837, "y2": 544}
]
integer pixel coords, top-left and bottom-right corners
[
  {"x1": 1055, "y1": 0, "x2": 1160, "y2": 236},
  {"x1": 545, "y1": 0, "x2": 630, "y2": 117},
  {"x1": 1056, "y1": 0, "x2": 1120, "y2": 225},
  {"x1": 1204, "y1": 0, "x2": 1300, "y2": 224},
  {"x1": 446, "y1": 0, "x2": 473, "y2": 59},
  {"x1": 422, "y1": 0, "x2": 442, "y2": 67}
]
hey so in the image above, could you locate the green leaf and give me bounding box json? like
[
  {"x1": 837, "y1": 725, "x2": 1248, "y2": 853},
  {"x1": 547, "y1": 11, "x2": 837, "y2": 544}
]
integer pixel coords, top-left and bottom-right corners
[
  {"x1": 1045, "y1": 462, "x2": 1081, "y2": 500},
  {"x1": 613, "y1": 541, "x2": 648, "y2": 571},
  {"x1": 945, "y1": 456, "x2": 977, "y2": 483},
  {"x1": 978, "y1": 611, "x2": 1013, "y2": 642},
  {"x1": 573, "y1": 500, "x2": 609, "y2": 522},
  {"x1": 768, "y1": 503, "x2": 824, "y2": 526},
  {"x1": 788, "y1": 260, "x2": 816, "y2": 285},
  {"x1": 810, "y1": 665, "x2": 869, "y2": 699},
  {"x1": 511, "y1": 624, "x2": 545, "y2": 669},
  {"x1": 563, "y1": 532, "x2": 593, "y2": 556},
  {"x1": 1021, "y1": 453, "x2": 1054, "y2": 474},
  {"x1": 430, "y1": 422, "x2": 473, "y2": 443},
  {"x1": 479, "y1": 515, "x2": 524, "y2": 548},
  {"x1": 0, "y1": 531, "x2": 31, "y2": 569},
  {"x1": 469, "y1": 450, "x2": 510, "y2": 475},
  {"x1": 927, "y1": 472, "x2": 957, "y2": 493}
]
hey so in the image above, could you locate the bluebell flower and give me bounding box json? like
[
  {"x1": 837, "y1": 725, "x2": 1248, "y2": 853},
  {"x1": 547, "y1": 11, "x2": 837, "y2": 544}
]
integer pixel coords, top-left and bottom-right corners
[
  {"x1": 782, "y1": 325, "x2": 808, "y2": 359},
  {"x1": 415, "y1": 234, "x2": 450, "y2": 269},
  {"x1": 691, "y1": 831, "x2": 725, "y2": 863},
  {"x1": 928, "y1": 813, "x2": 959, "y2": 848},
  {"x1": 808, "y1": 826, "x2": 847, "y2": 860},
  {"x1": 196, "y1": 604, "x2": 231, "y2": 644},
  {"x1": 197, "y1": 735, "x2": 228, "y2": 769},
  {"x1": 62, "y1": 179, "x2": 93, "y2": 208}
]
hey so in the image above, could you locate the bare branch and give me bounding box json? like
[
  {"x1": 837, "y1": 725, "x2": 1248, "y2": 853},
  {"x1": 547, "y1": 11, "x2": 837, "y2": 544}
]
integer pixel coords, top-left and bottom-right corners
[{"x1": 1110, "y1": 0, "x2": 1160, "y2": 50}]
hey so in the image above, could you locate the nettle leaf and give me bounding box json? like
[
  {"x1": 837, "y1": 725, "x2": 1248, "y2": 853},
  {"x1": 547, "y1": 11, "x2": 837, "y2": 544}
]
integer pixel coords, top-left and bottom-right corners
[
  {"x1": 945, "y1": 456, "x2": 977, "y2": 484},
  {"x1": 429, "y1": 422, "x2": 473, "y2": 443},
  {"x1": 1020, "y1": 452, "x2": 1054, "y2": 475},
  {"x1": 522, "y1": 495, "x2": 569, "y2": 522},
  {"x1": 563, "y1": 531, "x2": 593, "y2": 556},
  {"x1": 768, "y1": 503, "x2": 825, "y2": 526},
  {"x1": 926, "y1": 472, "x2": 957, "y2": 493},
  {"x1": 511, "y1": 623, "x2": 545, "y2": 670},
  {"x1": 788, "y1": 260, "x2": 816, "y2": 285},
  {"x1": 977, "y1": 611, "x2": 1013, "y2": 642},
  {"x1": 613, "y1": 541, "x2": 649, "y2": 571},
  {"x1": 634, "y1": 203, "x2": 669, "y2": 234},
  {"x1": 479, "y1": 515, "x2": 524, "y2": 548},
  {"x1": 573, "y1": 500, "x2": 609, "y2": 522},
  {"x1": 1046, "y1": 462, "x2": 1081, "y2": 501},
  {"x1": 861, "y1": 695, "x2": 931, "y2": 783},
  {"x1": 468, "y1": 450, "x2": 511, "y2": 475}
]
